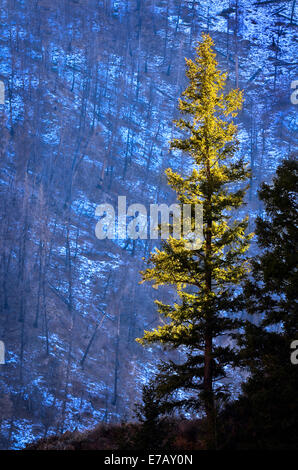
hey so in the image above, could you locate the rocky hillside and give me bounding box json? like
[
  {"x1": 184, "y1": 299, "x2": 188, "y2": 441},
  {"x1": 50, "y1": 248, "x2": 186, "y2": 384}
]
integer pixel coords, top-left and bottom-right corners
[{"x1": 0, "y1": 0, "x2": 296, "y2": 449}]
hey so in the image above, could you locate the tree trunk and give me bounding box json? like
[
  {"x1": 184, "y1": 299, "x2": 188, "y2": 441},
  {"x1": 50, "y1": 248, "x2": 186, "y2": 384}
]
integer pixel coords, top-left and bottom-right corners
[
  {"x1": 203, "y1": 155, "x2": 217, "y2": 449},
  {"x1": 203, "y1": 334, "x2": 216, "y2": 449}
]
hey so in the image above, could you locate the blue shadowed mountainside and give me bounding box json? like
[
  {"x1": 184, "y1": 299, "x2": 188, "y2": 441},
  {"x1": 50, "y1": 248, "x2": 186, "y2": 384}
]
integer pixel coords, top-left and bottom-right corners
[{"x1": 0, "y1": 0, "x2": 297, "y2": 449}]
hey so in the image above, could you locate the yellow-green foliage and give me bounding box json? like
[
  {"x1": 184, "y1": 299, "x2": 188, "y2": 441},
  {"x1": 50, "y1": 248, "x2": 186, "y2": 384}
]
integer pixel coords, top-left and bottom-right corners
[{"x1": 137, "y1": 34, "x2": 252, "y2": 410}]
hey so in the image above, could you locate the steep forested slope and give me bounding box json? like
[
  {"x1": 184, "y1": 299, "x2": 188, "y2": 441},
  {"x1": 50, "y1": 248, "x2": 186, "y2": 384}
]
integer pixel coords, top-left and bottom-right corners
[{"x1": 0, "y1": 0, "x2": 296, "y2": 449}]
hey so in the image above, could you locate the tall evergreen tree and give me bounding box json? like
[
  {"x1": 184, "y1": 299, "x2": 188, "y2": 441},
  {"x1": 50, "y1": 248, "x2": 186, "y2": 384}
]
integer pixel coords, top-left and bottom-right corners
[
  {"x1": 137, "y1": 34, "x2": 252, "y2": 449},
  {"x1": 243, "y1": 157, "x2": 298, "y2": 335},
  {"x1": 228, "y1": 157, "x2": 298, "y2": 449}
]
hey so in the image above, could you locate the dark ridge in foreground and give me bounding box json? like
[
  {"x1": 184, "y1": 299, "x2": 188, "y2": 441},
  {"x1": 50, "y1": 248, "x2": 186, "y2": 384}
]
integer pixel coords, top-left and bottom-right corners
[{"x1": 25, "y1": 419, "x2": 205, "y2": 451}]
